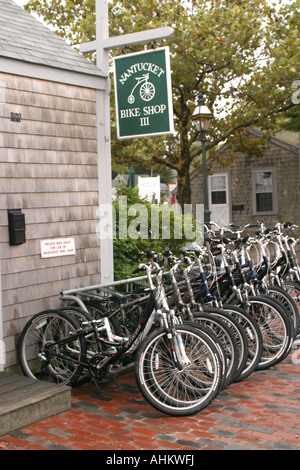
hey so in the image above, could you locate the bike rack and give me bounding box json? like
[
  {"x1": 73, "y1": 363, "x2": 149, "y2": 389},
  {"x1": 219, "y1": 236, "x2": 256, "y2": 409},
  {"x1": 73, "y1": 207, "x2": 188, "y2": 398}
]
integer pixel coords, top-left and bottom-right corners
[{"x1": 59, "y1": 274, "x2": 151, "y2": 311}]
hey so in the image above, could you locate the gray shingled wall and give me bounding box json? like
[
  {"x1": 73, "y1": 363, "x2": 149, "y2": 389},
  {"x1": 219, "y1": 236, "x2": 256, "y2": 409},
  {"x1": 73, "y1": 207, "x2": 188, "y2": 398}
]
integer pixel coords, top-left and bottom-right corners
[
  {"x1": 0, "y1": 71, "x2": 101, "y2": 369},
  {"x1": 0, "y1": 0, "x2": 107, "y2": 370}
]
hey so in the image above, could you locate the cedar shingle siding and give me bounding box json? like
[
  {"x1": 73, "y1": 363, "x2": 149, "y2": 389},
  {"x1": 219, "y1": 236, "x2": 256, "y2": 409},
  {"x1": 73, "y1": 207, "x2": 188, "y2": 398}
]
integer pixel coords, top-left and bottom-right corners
[{"x1": 0, "y1": 0, "x2": 106, "y2": 369}]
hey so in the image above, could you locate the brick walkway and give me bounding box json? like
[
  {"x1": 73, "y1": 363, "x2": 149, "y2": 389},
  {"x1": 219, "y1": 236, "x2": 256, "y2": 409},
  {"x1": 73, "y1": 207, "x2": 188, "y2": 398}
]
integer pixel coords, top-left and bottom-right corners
[{"x1": 1, "y1": 352, "x2": 300, "y2": 451}]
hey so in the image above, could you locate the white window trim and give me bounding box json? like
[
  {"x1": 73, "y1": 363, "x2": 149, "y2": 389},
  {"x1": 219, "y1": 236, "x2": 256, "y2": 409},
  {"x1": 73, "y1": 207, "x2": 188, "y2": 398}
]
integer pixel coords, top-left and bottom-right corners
[
  {"x1": 209, "y1": 173, "x2": 230, "y2": 206},
  {"x1": 252, "y1": 167, "x2": 278, "y2": 215}
]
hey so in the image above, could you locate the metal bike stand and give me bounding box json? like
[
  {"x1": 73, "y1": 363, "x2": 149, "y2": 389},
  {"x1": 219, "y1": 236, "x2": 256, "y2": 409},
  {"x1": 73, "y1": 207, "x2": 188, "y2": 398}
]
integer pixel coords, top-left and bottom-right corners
[{"x1": 59, "y1": 274, "x2": 151, "y2": 309}]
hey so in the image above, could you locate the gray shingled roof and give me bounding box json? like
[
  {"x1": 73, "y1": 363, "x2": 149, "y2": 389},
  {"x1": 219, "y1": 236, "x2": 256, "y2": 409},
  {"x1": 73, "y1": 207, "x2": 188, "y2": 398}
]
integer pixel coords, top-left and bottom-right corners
[{"x1": 0, "y1": 0, "x2": 104, "y2": 77}]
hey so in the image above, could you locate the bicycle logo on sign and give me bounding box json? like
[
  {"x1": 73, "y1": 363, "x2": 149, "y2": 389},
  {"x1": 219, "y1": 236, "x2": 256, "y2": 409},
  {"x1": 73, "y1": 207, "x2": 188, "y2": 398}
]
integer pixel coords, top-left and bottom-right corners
[{"x1": 128, "y1": 73, "x2": 156, "y2": 104}]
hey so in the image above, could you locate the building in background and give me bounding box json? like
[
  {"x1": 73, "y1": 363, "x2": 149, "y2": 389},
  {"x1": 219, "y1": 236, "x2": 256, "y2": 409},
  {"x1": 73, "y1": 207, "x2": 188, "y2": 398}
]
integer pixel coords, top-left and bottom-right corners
[{"x1": 191, "y1": 128, "x2": 300, "y2": 230}]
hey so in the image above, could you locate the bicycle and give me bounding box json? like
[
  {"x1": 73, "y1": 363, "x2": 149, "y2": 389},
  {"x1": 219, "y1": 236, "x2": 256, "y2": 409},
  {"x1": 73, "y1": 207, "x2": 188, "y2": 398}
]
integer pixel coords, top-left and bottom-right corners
[
  {"x1": 170, "y1": 245, "x2": 263, "y2": 382},
  {"x1": 128, "y1": 73, "x2": 155, "y2": 104},
  {"x1": 18, "y1": 252, "x2": 224, "y2": 416},
  {"x1": 220, "y1": 222, "x2": 299, "y2": 339},
  {"x1": 201, "y1": 223, "x2": 294, "y2": 370},
  {"x1": 161, "y1": 247, "x2": 241, "y2": 388}
]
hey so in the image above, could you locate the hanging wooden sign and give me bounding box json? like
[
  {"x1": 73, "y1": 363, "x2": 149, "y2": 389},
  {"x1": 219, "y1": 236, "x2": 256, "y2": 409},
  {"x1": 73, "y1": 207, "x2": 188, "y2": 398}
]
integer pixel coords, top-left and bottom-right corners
[{"x1": 114, "y1": 47, "x2": 174, "y2": 139}]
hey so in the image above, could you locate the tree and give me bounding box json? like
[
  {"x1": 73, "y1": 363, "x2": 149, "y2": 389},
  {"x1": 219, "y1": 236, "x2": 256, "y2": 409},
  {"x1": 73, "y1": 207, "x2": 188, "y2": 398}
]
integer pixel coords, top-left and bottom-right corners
[
  {"x1": 279, "y1": 107, "x2": 300, "y2": 132},
  {"x1": 25, "y1": 0, "x2": 300, "y2": 209}
]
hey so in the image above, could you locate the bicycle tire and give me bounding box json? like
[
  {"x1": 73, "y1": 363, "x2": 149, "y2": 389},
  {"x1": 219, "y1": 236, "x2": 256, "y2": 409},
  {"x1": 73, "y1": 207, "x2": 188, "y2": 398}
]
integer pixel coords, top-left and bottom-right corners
[
  {"x1": 221, "y1": 304, "x2": 263, "y2": 381},
  {"x1": 135, "y1": 324, "x2": 223, "y2": 416},
  {"x1": 186, "y1": 313, "x2": 239, "y2": 388},
  {"x1": 183, "y1": 320, "x2": 228, "y2": 390},
  {"x1": 202, "y1": 307, "x2": 250, "y2": 381},
  {"x1": 263, "y1": 285, "x2": 299, "y2": 339},
  {"x1": 61, "y1": 306, "x2": 97, "y2": 386},
  {"x1": 247, "y1": 296, "x2": 293, "y2": 369},
  {"x1": 282, "y1": 281, "x2": 300, "y2": 336},
  {"x1": 18, "y1": 309, "x2": 86, "y2": 386}
]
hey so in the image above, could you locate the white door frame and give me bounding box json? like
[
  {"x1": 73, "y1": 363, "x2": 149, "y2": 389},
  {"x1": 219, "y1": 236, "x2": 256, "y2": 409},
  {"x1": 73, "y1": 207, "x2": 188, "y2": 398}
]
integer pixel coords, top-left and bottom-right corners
[{"x1": 208, "y1": 172, "x2": 231, "y2": 227}]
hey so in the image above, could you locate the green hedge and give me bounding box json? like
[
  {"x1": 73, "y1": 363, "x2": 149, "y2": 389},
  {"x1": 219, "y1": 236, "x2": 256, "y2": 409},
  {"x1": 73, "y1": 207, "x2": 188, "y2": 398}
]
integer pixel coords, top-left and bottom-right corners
[{"x1": 112, "y1": 184, "x2": 201, "y2": 280}]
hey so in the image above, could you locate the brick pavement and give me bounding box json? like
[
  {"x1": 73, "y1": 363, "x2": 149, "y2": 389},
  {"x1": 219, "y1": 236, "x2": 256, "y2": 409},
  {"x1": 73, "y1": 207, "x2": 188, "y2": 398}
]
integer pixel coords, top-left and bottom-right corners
[{"x1": 0, "y1": 352, "x2": 300, "y2": 451}]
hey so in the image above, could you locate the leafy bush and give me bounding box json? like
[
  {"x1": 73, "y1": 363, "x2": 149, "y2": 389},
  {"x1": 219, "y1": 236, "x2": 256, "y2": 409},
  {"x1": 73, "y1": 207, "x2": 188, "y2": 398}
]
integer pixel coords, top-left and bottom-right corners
[{"x1": 112, "y1": 184, "x2": 200, "y2": 280}]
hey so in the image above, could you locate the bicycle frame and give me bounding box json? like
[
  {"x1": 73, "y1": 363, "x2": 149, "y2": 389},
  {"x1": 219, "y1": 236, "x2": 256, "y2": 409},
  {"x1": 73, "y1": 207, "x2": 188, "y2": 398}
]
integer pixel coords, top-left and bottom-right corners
[{"x1": 52, "y1": 260, "x2": 192, "y2": 379}]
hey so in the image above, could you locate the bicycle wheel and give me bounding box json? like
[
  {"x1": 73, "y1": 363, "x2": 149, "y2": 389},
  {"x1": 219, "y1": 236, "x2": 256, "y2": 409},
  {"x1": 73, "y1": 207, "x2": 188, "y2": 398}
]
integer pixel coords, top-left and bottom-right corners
[
  {"x1": 282, "y1": 281, "x2": 300, "y2": 336},
  {"x1": 221, "y1": 304, "x2": 263, "y2": 381},
  {"x1": 140, "y1": 81, "x2": 155, "y2": 101},
  {"x1": 264, "y1": 285, "x2": 299, "y2": 339},
  {"x1": 202, "y1": 307, "x2": 250, "y2": 381},
  {"x1": 183, "y1": 320, "x2": 228, "y2": 390},
  {"x1": 18, "y1": 309, "x2": 86, "y2": 386},
  {"x1": 188, "y1": 313, "x2": 239, "y2": 388},
  {"x1": 247, "y1": 296, "x2": 293, "y2": 369},
  {"x1": 135, "y1": 324, "x2": 223, "y2": 416},
  {"x1": 61, "y1": 307, "x2": 97, "y2": 386}
]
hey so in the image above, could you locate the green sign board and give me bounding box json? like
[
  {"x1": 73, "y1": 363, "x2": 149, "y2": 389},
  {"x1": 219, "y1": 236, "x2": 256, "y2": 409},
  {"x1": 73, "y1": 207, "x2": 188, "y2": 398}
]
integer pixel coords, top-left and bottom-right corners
[{"x1": 113, "y1": 47, "x2": 174, "y2": 139}]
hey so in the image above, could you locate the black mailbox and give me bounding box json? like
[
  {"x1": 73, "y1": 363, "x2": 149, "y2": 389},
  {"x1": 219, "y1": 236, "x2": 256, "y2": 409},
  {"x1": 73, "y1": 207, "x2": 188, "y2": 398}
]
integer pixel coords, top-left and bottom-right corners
[
  {"x1": 7, "y1": 209, "x2": 26, "y2": 245},
  {"x1": 232, "y1": 204, "x2": 244, "y2": 211}
]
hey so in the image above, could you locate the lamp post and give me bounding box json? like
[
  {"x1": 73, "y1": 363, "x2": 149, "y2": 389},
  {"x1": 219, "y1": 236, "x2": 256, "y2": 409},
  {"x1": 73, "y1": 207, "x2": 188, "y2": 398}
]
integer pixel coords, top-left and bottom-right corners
[{"x1": 192, "y1": 92, "x2": 213, "y2": 226}]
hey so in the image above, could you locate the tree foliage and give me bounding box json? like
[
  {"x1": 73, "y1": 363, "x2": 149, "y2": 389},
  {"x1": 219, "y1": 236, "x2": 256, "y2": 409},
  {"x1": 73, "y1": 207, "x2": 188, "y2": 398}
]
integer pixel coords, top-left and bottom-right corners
[
  {"x1": 279, "y1": 106, "x2": 300, "y2": 132},
  {"x1": 112, "y1": 184, "x2": 197, "y2": 280},
  {"x1": 25, "y1": 0, "x2": 300, "y2": 208}
]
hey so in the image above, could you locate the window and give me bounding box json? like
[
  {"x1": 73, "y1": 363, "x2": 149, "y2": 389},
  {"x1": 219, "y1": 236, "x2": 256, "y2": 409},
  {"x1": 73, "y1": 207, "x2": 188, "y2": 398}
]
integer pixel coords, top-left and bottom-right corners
[
  {"x1": 252, "y1": 169, "x2": 277, "y2": 214},
  {"x1": 211, "y1": 175, "x2": 227, "y2": 204}
]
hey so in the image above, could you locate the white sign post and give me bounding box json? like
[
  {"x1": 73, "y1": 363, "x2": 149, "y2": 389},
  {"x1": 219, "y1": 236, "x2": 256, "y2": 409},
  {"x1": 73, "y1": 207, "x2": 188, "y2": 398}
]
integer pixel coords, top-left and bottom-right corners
[{"x1": 79, "y1": 0, "x2": 174, "y2": 283}]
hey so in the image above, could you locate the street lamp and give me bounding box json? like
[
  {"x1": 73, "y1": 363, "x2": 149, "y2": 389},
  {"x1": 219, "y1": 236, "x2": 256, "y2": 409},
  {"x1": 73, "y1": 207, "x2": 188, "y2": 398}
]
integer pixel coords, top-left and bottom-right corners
[{"x1": 192, "y1": 92, "x2": 213, "y2": 226}]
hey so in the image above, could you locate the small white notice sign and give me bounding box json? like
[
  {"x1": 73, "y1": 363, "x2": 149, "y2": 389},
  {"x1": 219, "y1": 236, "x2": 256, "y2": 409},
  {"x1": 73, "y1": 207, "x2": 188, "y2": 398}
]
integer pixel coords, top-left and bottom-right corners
[{"x1": 40, "y1": 238, "x2": 76, "y2": 258}]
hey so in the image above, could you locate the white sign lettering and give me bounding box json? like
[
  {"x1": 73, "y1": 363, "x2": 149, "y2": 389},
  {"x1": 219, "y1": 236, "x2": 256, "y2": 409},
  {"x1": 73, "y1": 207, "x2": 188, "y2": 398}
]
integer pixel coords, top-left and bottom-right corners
[{"x1": 119, "y1": 62, "x2": 165, "y2": 85}]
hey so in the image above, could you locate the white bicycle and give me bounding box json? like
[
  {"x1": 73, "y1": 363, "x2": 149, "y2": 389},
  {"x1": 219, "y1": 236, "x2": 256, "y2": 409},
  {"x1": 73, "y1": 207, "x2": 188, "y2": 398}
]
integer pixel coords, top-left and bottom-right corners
[{"x1": 128, "y1": 73, "x2": 155, "y2": 104}]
